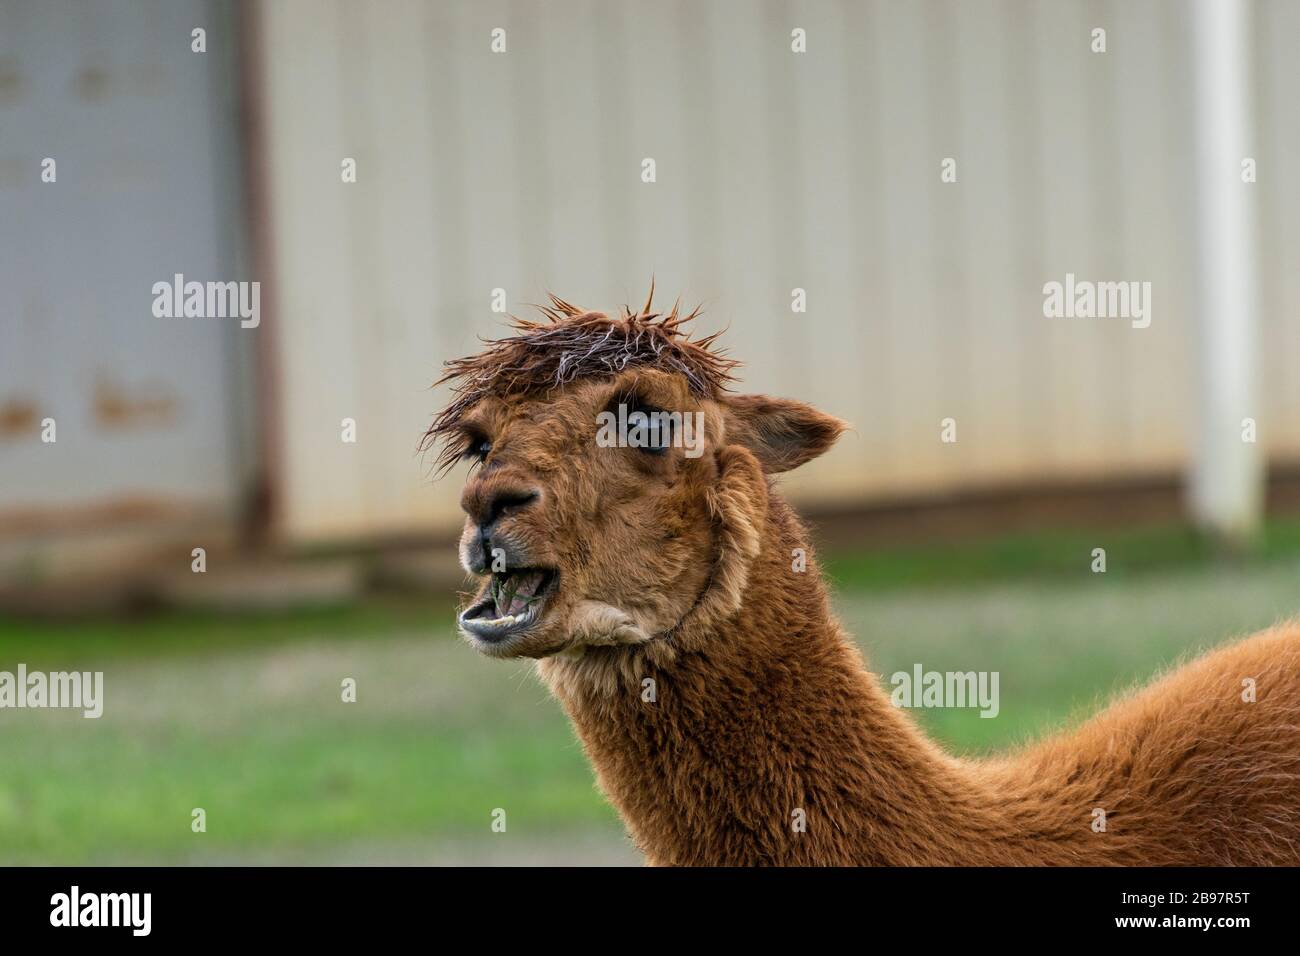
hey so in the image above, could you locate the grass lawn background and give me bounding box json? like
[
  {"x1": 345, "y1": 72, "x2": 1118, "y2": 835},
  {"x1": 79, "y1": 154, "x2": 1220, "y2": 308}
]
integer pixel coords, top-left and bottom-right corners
[{"x1": 2, "y1": 518, "x2": 1299, "y2": 864}]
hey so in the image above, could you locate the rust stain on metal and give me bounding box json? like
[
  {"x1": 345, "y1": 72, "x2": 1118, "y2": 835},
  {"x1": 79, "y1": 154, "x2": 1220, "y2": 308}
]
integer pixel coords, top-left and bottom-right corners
[
  {"x1": 0, "y1": 57, "x2": 22, "y2": 105},
  {"x1": 69, "y1": 62, "x2": 167, "y2": 103},
  {"x1": 94, "y1": 378, "x2": 178, "y2": 428},
  {"x1": 0, "y1": 397, "x2": 39, "y2": 438},
  {"x1": 74, "y1": 64, "x2": 111, "y2": 101}
]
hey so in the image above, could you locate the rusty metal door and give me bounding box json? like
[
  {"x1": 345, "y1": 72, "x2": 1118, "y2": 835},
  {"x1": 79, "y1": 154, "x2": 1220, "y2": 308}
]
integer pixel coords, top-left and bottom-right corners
[{"x1": 0, "y1": 0, "x2": 247, "y2": 544}]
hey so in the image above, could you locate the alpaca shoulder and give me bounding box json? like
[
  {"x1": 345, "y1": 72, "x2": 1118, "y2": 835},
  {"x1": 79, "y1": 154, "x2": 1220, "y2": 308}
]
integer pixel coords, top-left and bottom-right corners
[{"x1": 975, "y1": 621, "x2": 1300, "y2": 864}]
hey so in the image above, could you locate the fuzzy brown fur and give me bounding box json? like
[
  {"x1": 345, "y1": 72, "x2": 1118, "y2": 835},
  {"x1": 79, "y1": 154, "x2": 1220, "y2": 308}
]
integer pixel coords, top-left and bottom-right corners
[
  {"x1": 423, "y1": 286, "x2": 737, "y2": 475},
  {"x1": 433, "y1": 295, "x2": 1300, "y2": 866}
]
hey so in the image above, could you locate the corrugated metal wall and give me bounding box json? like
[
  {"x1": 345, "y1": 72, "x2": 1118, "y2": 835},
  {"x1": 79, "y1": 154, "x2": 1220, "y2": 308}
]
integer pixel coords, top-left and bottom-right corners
[
  {"x1": 0, "y1": 0, "x2": 246, "y2": 529},
  {"x1": 254, "y1": 0, "x2": 1300, "y2": 542}
]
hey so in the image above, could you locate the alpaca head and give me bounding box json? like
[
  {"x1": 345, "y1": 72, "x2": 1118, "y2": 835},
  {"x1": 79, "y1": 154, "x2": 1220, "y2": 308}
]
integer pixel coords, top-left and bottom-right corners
[{"x1": 425, "y1": 292, "x2": 847, "y2": 660}]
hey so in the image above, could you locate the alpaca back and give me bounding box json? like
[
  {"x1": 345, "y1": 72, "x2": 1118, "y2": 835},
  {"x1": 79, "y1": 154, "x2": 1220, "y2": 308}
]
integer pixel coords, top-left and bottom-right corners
[{"x1": 977, "y1": 622, "x2": 1300, "y2": 865}]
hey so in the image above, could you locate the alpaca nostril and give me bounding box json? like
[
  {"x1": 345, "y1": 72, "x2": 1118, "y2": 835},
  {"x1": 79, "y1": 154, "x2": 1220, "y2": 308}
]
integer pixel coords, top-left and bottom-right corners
[
  {"x1": 473, "y1": 488, "x2": 539, "y2": 572},
  {"x1": 461, "y1": 482, "x2": 542, "y2": 534},
  {"x1": 483, "y1": 488, "x2": 540, "y2": 528}
]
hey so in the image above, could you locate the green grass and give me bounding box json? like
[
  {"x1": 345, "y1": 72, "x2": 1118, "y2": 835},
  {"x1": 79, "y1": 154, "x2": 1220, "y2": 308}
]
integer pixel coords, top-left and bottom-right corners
[
  {"x1": 3, "y1": 517, "x2": 1300, "y2": 864},
  {"x1": 0, "y1": 719, "x2": 611, "y2": 862},
  {"x1": 0, "y1": 596, "x2": 449, "y2": 667},
  {"x1": 822, "y1": 513, "x2": 1300, "y2": 591}
]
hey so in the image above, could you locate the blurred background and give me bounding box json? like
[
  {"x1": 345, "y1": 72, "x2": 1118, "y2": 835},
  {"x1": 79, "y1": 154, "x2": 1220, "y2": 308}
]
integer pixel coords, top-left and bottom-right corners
[{"x1": 1, "y1": 0, "x2": 1298, "y2": 864}]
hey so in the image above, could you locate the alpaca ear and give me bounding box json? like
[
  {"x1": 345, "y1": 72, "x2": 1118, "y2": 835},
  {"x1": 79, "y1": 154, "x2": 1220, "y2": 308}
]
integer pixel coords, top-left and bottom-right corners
[{"x1": 724, "y1": 394, "x2": 848, "y2": 473}]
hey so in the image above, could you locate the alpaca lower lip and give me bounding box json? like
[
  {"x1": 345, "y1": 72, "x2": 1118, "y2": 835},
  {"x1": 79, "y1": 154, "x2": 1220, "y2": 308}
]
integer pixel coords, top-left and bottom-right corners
[{"x1": 459, "y1": 569, "x2": 557, "y2": 642}]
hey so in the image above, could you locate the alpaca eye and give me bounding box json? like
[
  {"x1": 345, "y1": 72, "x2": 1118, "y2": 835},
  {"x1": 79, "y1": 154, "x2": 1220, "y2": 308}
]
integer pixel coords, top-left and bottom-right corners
[
  {"x1": 635, "y1": 406, "x2": 672, "y2": 455},
  {"x1": 641, "y1": 423, "x2": 670, "y2": 454},
  {"x1": 463, "y1": 438, "x2": 491, "y2": 464},
  {"x1": 607, "y1": 393, "x2": 674, "y2": 456}
]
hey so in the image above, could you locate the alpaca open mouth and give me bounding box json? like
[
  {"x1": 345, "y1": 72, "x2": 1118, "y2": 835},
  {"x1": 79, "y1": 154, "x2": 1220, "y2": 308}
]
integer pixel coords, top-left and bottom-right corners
[{"x1": 458, "y1": 567, "x2": 558, "y2": 642}]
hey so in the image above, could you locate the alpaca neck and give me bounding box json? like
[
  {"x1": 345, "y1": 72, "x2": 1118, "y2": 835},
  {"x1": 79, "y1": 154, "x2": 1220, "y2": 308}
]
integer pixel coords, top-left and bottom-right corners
[{"x1": 541, "y1": 497, "x2": 999, "y2": 865}]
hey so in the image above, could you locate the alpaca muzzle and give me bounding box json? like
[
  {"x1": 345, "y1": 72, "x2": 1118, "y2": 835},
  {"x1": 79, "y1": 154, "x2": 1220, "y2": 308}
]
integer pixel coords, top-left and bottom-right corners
[{"x1": 459, "y1": 566, "x2": 559, "y2": 646}]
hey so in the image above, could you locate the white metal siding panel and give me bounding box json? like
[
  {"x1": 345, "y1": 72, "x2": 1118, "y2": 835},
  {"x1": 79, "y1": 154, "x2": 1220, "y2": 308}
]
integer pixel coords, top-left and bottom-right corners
[{"x1": 253, "y1": 0, "x2": 1300, "y2": 541}]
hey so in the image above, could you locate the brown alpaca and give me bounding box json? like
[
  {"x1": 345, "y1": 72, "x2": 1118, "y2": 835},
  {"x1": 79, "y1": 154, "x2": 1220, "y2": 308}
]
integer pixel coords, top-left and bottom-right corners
[{"x1": 428, "y1": 293, "x2": 1300, "y2": 866}]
